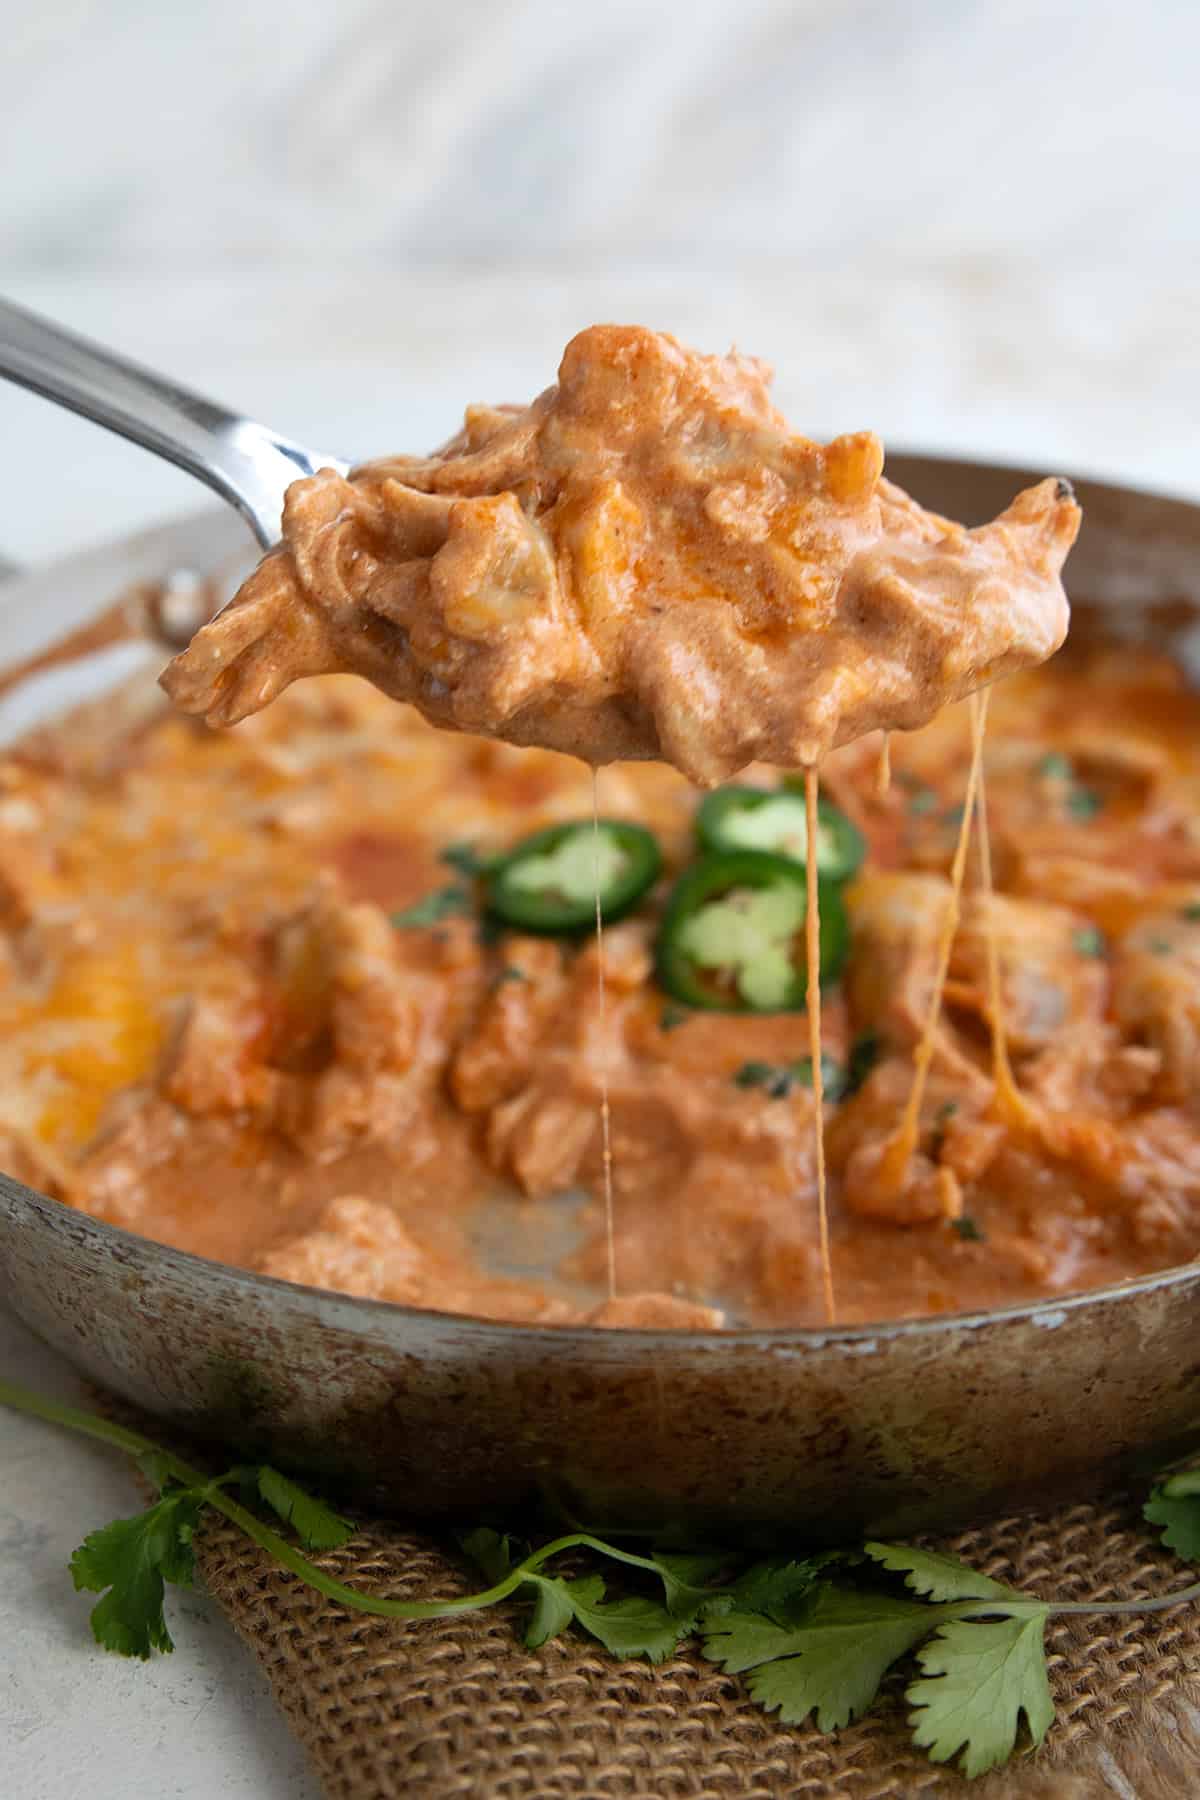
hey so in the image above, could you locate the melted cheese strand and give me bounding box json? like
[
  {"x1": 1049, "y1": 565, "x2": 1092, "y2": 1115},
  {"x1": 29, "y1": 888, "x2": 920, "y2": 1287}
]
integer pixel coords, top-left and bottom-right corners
[
  {"x1": 876, "y1": 731, "x2": 892, "y2": 796},
  {"x1": 880, "y1": 706, "x2": 986, "y2": 1190},
  {"x1": 970, "y1": 690, "x2": 1027, "y2": 1126},
  {"x1": 592, "y1": 769, "x2": 617, "y2": 1299},
  {"x1": 804, "y1": 765, "x2": 836, "y2": 1325}
]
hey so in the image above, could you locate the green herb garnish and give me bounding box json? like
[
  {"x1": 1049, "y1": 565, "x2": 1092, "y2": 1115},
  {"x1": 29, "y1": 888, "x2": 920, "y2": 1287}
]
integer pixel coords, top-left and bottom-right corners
[
  {"x1": 1182, "y1": 904, "x2": 1200, "y2": 922},
  {"x1": 793, "y1": 1054, "x2": 849, "y2": 1103},
  {"x1": 659, "y1": 1003, "x2": 690, "y2": 1032},
  {"x1": 1073, "y1": 926, "x2": 1106, "y2": 958},
  {"x1": 952, "y1": 1215, "x2": 986, "y2": 1243},
  {"x1": 391, "y1": 885, "x2": 474, "y2": 928},
  {"x1": 734, "y1": 1060, "x2": 777, "y2": 1090},
  {"x1": 1066, "y1": 787, "x2": 1103, "y2": 822},
  {"x1": 3, "y1": 1381, "x2": 1200, "y2": 1782},
  {"x1": 907, "y1": 787, "x2": 938, "y2": 817},
  {"x1": 1036, "y1": 752, "x2": 1073, "y2": 781},
  {"x1": 844, "y1": 1031, "x2": 881, "y2": 1097},
  {"x1": 733, "y1": 1056, "x2": 846, "y2": 1101},
  {"x1": 493, "y1": 965, "x2": 527, "y2": 987},
  {"x1": 1144, "y1": 1467, "x2": 1200, "y2": 1563},
  {"x1": 440, "y1": 841, "x2": 490, "y2": 878}
]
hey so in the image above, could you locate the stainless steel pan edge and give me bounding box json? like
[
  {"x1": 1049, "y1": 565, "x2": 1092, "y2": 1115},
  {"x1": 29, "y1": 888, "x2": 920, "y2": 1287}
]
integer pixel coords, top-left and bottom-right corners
[{"x1": 1, "y1": 454, "x2": 1199, "y2": 1537}]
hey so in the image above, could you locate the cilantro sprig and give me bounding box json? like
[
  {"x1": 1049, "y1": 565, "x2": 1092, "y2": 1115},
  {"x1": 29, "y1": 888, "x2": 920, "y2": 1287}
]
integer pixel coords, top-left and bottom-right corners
[{"x1": 3, "y1": 1377, "x2": 1200, "y2": 1781}]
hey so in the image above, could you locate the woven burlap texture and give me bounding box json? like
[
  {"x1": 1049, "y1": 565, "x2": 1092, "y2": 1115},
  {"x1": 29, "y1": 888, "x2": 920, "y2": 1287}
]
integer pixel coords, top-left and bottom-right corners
[{"x1": 187, "y1": 1486, "x2": 1200, "y2": 1800}]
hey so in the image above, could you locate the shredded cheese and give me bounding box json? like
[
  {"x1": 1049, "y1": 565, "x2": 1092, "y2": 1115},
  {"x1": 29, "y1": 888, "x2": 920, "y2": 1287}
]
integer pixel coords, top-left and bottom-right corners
[
  {"x1": 591, "y1": 769, "x2": 617, "y2": 1299},
  {"x1": 969, "y1": 691, "x2": 1029, "y2": 1128},
  {"x1": 876, "y1": 731, "x2": 892, "y2": 796},
  {"x1": 804, "y1": 765, "x2": 837, "y2": 1324},
  {"x1": 878, "y1": 705, "x2": 987, "y2": 1194}
]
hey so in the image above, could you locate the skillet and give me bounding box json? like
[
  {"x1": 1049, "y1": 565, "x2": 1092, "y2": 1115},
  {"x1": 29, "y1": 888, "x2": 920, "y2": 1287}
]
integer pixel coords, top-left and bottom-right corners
[{"x1": 2, "y1": 452, "x2": 1199, "y2": 1538}]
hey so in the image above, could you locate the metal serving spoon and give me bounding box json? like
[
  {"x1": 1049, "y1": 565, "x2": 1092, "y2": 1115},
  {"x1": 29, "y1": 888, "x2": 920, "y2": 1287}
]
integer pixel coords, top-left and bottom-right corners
[{"x1": 0, "y1": 296, "x2": 348, "y2": 550}]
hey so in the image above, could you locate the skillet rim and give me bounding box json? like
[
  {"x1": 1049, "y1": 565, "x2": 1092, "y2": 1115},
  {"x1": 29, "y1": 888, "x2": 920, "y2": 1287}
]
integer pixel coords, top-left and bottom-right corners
[{"x1": 6, "y1": 1166, "x2": 1199, "y2": 1351}]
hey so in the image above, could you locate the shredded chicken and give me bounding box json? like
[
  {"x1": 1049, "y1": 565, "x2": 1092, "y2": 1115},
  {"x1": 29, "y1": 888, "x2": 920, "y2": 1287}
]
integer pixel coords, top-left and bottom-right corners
[{"x1": 161, "y1": 326, "x2": 1079, "y2": 785}]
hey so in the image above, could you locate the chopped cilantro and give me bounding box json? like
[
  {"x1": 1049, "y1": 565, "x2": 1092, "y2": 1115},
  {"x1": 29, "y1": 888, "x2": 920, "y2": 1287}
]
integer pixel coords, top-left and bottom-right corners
[
  {"x1": 734, "y1": 1056, "x2": 846, "y2": 1102},
  {"x1": 440, "y1": 841, "x2": 489, "y2": 878},
  {"x1": 1066, "y1": 786, "x2": 1103, "y2": 821},
  {"x1": 793, "y1": 1054, "x2": 849, "y2": 1103},
  {"x1": 1148, "y1": 935, "x2": 1174, "y2": 956},
  {"x1": 907, "y1": 787, "x2": 938, "y2": 817},
  {"x1": 1073, "y1": 926, "x2": 1106, "y2": 958},
  {"x1": 952, "y1": 1215, "x2": 986, "y2": 1243},
  {"x1": 493, "y1": 965, "x2": 527, "y2": 987},
  {"x1": 659, "y1": 1003, "x2": 690, "y2": 1032},
  {"x1": 734, "y1": 1060, "x2": 778, "y2": 1090},
  {"x1": 844, "y1": 1031, "x2": 881, "y2": 1097},
  {"x1": 391, "y1": 885, "x2": 473, "y2": 928},
  {"x1": 1036, "y1": 752, "x2": 1073, "y2": 781},
  {"x1": 1183, "y1": 904, "x2": 1200, "y2": 922}
]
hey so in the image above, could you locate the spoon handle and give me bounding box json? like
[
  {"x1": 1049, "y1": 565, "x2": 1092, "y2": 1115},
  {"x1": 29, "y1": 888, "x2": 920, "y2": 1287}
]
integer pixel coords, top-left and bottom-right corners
[{"x1": 0, "y1": 297, "x2": 348, "y2": 549}]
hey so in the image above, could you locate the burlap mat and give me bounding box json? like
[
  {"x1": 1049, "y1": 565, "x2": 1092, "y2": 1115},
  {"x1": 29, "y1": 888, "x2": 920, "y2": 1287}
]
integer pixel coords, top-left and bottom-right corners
[{"x1": 180, "y1": 1479, "x2": 1200, "y2": 1799}]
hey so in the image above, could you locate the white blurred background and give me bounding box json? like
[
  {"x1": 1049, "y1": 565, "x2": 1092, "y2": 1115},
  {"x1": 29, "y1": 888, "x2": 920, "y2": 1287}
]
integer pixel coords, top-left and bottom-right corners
[{"x1": 1, "y1": 0, "x2": 1198, "y2": 563}]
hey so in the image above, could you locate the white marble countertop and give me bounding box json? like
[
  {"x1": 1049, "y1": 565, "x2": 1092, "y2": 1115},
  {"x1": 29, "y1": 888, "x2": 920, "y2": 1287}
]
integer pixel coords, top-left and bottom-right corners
[{"x1": 0, "y1": 1306, "x2": 320, "y2": 1800}]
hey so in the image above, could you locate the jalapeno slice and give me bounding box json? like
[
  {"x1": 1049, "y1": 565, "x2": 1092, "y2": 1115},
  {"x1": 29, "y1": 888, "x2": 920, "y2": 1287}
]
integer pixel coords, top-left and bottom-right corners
[
  {"x1": 485, "y1": 820, "x2": 662, "y2": 933},
  {"x1": 695, "y1": 784, "x2": 866, "y2": 881},
  {"x1": 655, "y1": 850, "x2": 850, "y2": 1011}
]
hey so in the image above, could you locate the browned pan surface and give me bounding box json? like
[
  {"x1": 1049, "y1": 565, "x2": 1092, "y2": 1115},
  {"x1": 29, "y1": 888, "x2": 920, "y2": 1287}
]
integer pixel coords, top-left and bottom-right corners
[{"x1": 2, "y1": 454, "x2": 1199, "y2": 1535}]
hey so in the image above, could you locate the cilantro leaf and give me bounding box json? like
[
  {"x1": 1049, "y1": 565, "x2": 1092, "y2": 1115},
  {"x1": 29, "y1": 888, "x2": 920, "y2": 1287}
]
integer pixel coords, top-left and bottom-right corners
[
  {"x1": 864, "y1": 1542, "x2": 1016, "y2": 1603},
  {"x1": 526, "y1": 1573, "x2": 595, "y2": 1647},
  {"x1": 528, "y1": 1572, "x2": 686, "y2": 1660},
  {"x1": 728, "y1": 1553, "x2": 837, "y2": 1623},
  {"x1": 390, "y1": 885, "x2": 473, "y2": 928},
  {"x1": 458, "y1": 1526, "x2": 516, "y2": 1584},
  {"x1": 255, "y1": 1468, "x2": 355, "y2": 1551},
  {"x1": 703, "y1": 1584, "x2": 938, "y2": 1729},
  {"x1": 650, "y1": 1550, "x2": 733, "y2": 1618},
  {"x1": 1144, "y1": 1471, "x2": 1200, "y2": 1562},
  {"x1": 907, "y1": 1610, "x2": 1053, "y2": 1778},
  {"x1": 70, "y1": 1490, "x2": 205, "y2": 1657}
]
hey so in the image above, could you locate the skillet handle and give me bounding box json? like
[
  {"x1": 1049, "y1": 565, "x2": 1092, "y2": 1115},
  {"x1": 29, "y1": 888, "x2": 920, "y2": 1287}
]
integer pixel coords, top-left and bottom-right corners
[{"x1": 0, "y1": 296, "x2": 348, "y2": 550}]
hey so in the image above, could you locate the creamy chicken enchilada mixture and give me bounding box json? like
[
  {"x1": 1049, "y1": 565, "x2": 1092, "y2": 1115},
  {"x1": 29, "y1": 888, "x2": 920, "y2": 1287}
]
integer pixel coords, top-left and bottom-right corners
[{"x1": 6, "y1": 327, "x2": 1199, "y2": 1330}]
